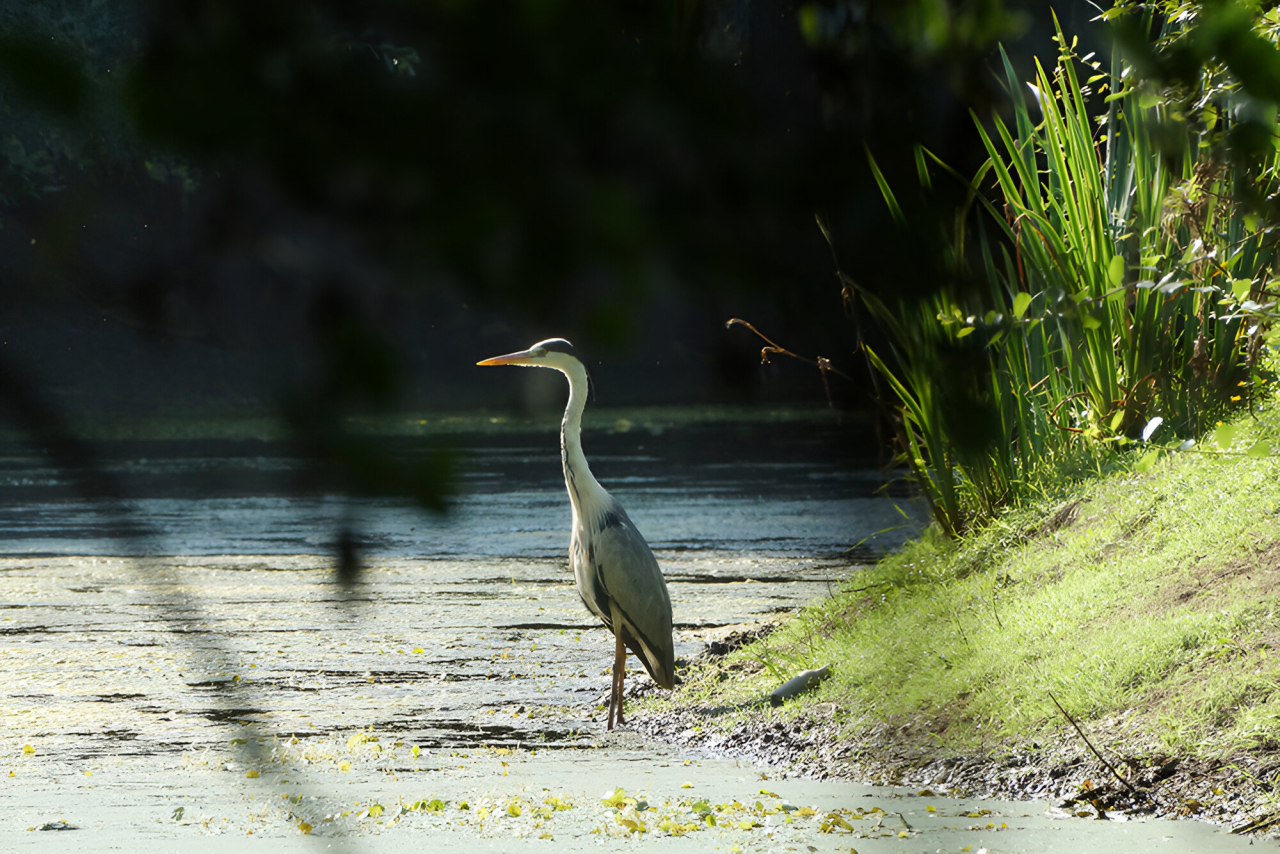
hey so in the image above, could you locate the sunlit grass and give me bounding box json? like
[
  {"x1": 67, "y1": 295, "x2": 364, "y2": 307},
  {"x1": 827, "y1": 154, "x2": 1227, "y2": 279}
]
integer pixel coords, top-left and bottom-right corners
[{"x1": 649, "y1": 395, "x2": 1280, "y2": 760}]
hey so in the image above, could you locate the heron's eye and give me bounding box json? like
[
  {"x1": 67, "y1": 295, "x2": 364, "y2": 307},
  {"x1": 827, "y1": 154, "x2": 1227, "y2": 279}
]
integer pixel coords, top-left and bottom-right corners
[{"x1": 533, "y1": 348, "x2": 547, "y2": 357}]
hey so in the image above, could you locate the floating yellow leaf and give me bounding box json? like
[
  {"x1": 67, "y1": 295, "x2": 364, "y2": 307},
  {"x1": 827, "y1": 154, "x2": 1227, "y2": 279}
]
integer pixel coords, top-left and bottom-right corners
[
  {"x1": 298, "y1": 821, "x2": 312, "y2": 834},
  {"x1": 411, "y1": 746, "x2": 420, "y2": 758},
  {"x1": 368, "y1": 804, "x2": 384, "y2": 817},
  {"x1": 506, "y1": 801, "x2": 522, "y2": 817},
  {"x1": 22, "y1": 745, "x2": 34, "y2": 755},
  {"x1": 338, "y1": 761, "x2": 351, "y2": 772},
  {"x1": 413, "y1": 648, "x2": 424, "y2": 654},
  {"x1": 245, "y1": 770, "x2": 259, "y2": 778},
  {"x1": 680, "y1": 782, "x2": 692, "y2": 789}
]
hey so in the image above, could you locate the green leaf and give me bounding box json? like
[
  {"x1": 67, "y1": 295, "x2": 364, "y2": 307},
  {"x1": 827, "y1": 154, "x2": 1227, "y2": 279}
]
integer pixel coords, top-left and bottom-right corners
[
  {"x1": 1232, "y1": 279, "x2": 1253, "y2": 301},
  {"x1": 1214, "y1": 422, "x2": 1238, "y2": 449},
  {"x1": 1248, "y1": 441, "x2": 1272, "y2": 457},
  {"x1": 1081, "y1": 312, "x2": 1102, "y2": 330},
  {"x1": 1012, "y1": 291, "x2": 1032, "y2": 318},
  {"x1": 914, "y1": 144, "x2": 932, "y2": 190},
  {"x1": 1134, "y1": 450, "x2": 1159, "y2": 473},
  {"x1": 865, "y1": 146, "x2": 904, "y2": 225},
  {"x1": 956, "y1": 326, "x2": 975, "y2": 338},
  {"x1": 1109, "y1": 409, "x2": 1125, "y2": 432},
  {"x1": 797, "y1": 5, "x2": 821, "y2": 43},
  {"x1": 1107, "y1": 254, "x2": 1125, "y2": 287}
]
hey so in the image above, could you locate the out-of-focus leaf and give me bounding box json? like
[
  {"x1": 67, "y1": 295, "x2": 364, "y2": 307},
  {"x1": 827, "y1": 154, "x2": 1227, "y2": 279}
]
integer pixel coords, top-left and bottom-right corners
[
  {"x1": 1108, "y1": 254, "x2": 1125, "y2": 287},
  {"x1": 1134, "y1": 450, "x2": 1159, "y2": 473},
  {"x1": 0, "y1": 36, "x2": 86, "y2": 115},
  {"x1": 1141, "y1": 416, "x2": 1164, "y2": 442}
]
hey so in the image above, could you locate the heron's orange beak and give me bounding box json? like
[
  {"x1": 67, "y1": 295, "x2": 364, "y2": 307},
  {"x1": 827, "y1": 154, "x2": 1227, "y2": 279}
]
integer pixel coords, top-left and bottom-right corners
[{"x1": 476, "y1": 349, "x2": 537, "y2": 367}]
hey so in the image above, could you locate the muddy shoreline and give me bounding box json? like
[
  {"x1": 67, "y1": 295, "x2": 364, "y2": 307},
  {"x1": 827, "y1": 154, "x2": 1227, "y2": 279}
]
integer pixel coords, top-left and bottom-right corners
[{"x1": 633, "y1": 638, "x2": 1280, "y2": 842}]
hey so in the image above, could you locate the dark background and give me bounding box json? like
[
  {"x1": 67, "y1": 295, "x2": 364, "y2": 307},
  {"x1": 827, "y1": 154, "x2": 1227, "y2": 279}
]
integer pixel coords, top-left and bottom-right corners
[{"x1": 0, "y1": 0, "x2": 1108, "y2": 426}]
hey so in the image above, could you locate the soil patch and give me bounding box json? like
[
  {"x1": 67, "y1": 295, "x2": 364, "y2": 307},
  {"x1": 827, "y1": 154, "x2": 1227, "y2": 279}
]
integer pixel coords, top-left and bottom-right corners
[{"x1": 633, "y1": 632, "x2": 1280, "y2": 841}]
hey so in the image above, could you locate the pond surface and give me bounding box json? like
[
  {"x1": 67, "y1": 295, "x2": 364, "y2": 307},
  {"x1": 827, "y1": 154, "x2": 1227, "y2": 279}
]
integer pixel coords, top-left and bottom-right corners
[
  {"x1": 0, "y1": 415, "x2": 918, "y2": 558},
  {"x1": 0, "y1": 414, "x2": 1267, "y2": 849}
]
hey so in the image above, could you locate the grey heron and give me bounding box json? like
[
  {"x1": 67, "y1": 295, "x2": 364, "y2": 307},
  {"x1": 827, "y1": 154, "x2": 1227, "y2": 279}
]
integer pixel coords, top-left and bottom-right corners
[{"x1": 477, "y1": 338, "x2": 675, "y2": 729}]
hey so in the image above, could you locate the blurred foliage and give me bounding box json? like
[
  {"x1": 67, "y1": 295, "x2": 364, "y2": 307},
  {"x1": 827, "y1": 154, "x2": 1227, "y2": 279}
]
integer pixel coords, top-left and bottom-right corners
[{"x1": 0, "y1": 0, "x2": 1061, "y2": 567}]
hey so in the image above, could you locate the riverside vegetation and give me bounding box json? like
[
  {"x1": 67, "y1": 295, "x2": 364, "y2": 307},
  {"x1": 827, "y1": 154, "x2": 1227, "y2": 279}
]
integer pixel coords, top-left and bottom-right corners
[{"x1": 654, "y1": 3, "x2": 1280, "y2": 834}]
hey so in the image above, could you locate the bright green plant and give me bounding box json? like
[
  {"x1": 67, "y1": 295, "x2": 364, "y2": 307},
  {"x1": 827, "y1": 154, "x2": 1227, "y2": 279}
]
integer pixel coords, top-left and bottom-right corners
[{"x1": 864, "y1": 11, "x2": 1278, "y2": 536}]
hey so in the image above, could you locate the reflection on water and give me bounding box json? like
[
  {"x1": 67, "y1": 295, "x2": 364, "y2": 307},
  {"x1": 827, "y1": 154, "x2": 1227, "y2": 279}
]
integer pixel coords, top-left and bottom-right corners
[{"x1": 0, "y1": 416, "x2": 926, "y2": 558}]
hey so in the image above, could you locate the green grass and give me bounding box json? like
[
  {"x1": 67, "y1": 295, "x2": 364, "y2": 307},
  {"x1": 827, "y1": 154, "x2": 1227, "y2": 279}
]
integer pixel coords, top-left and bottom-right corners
[
  {"x1": 862, "y1": 17, "x2": 1280, "y2": 536},
  {"x1": 650, "y1": 391, "x2": 1280, "y2": 760}
]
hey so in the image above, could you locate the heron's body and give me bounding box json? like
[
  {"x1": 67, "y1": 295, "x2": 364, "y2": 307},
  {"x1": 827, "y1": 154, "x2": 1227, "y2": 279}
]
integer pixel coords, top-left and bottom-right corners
[{"x1": 478, "y1": 339, "x2": 675, "y2": 729}]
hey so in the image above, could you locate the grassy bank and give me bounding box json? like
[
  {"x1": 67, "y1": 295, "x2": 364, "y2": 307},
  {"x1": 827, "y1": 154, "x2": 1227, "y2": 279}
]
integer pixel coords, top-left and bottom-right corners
[{"x1": 641, "y1": 393, "x2": 1280, "y2": 812}]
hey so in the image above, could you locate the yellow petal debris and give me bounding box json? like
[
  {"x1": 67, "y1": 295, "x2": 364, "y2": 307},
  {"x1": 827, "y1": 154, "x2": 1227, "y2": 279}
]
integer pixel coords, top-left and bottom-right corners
[{"x1": 245, "y1": 770, "x2": 259, "y2": 778}]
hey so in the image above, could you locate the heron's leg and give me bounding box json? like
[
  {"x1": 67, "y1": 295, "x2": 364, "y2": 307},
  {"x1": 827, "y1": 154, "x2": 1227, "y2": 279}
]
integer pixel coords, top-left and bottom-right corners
[
  {"x1": 608, "y1": 630, "x2": 626, "y2": 730},
  {"x1": 616, "y1": 635, "x2": 627, "y2": 726}
]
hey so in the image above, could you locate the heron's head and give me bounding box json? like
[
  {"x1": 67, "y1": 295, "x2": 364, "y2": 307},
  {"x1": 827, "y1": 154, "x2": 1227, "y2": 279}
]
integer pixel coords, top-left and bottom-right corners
[{"x1": 476, "y1": 338, "x2": 581, "y2": 372}]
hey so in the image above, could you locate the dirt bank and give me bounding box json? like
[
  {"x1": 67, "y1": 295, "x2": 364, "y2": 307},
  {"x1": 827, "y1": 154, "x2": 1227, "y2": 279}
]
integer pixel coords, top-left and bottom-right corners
[{"x1": 634, "y1": 632, "x2": 1280, "y2": 842}]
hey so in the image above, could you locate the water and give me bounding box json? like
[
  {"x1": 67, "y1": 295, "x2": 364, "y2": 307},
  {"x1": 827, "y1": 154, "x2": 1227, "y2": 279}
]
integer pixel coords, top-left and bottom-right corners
[
  {"x1": 0, "y1": 414, "x2": 913, "y2": 751},
  {"x1": 0, "y1": 416, "x2": 923, "y2": 558},
  {"x1": 0, "y1": 414, "x2": 1262, "y2": 850}
]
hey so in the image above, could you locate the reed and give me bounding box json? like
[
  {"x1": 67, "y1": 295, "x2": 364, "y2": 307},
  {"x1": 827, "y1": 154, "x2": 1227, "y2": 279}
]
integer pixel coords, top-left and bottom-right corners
[{"x1": 864, "y1": 14, "x2": 1278, "y2": 535}]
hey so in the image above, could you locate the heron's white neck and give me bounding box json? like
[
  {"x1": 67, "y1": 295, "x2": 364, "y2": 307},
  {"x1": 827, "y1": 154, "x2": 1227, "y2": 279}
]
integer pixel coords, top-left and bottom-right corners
[{"x1": 557, "y1": 359, "x2": 610, "y2": 519}]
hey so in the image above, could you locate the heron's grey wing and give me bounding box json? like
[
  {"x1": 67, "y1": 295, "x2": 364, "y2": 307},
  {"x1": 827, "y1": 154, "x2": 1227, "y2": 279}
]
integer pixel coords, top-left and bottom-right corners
[{"x1": 591, "y1": 506, "x2": 675, "y2": 689}]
